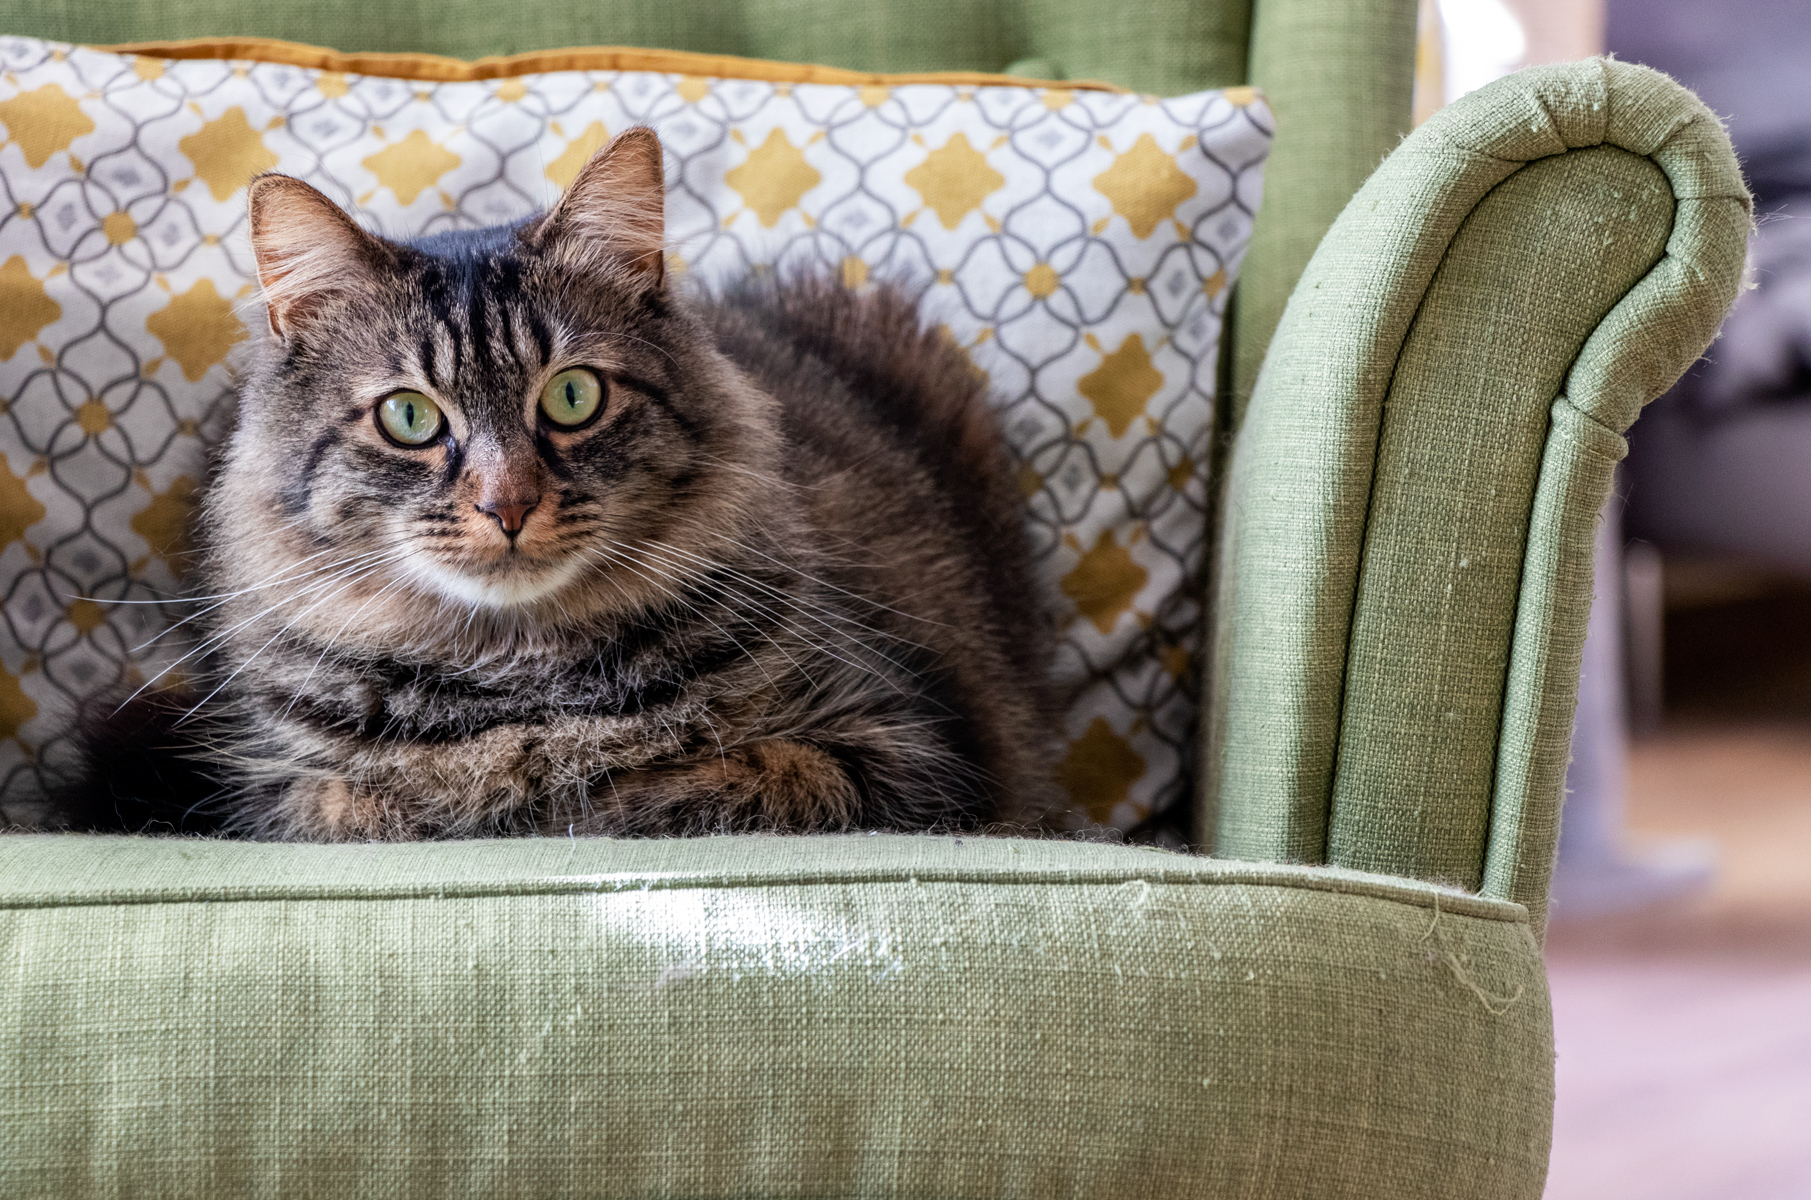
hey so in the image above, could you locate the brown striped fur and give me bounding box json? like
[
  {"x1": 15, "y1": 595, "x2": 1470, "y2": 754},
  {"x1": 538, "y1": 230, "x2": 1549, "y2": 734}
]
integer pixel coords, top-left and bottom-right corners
[{"x1": 51, "y1": 129, "x2": 1059, "y2": 840}]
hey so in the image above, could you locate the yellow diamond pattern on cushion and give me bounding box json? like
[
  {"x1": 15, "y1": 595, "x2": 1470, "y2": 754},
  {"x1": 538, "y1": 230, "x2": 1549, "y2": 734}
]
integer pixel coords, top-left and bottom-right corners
[
  {"x1": 0, "y1": 40, "x2": 1271, "y2": 831},
  {"x1": 131, "y1": 476, "x2": 198, "y2": 577},
  {"x1": 1093, "y1": 133, "x2": 1198, "y2": 239},
  {"x1": 0, "y1": 454, "x2": 45, "y2": 549},
  {"x1": 75, "y1": 400, "x2": 111, "y2": 436},
  {"x1": 145, "y1": 280, "x2": 246, "y2": 381},
  {"x1": 903, "y1": 133, "x2": 1004, "y2": 230},
  {"x1": 546, "y1": 122, "x2": 609, "y2": 189},
  {"x1": 0, "y1": 256, "x2": 59, "y2": 359},
  {"x1": 1057, "y1": 716, "x2": 1147, "y2": 826},
  {"x1": 1060, "y1": 529, "x2": 1149, "y2": 636},
  {"x1": 362, "y1": 130, "x2": 461, "y2": 206},
  {"x1": 1023, "y1": 263, "x2": 1059, "y2": 298},
  {"x1": 102, "y1": 211, "x2": 136, "y2": 245},
  {"x1": 66, "y1": 597, "x2": 105, "y2": 636},
  {"x1": 726, "y1": 129, "x2": 820, "y2": 228},
  {"x1": 0, "y1": 663, "x2": 35, "y2": 741},
  {"x1": 179, "y1": 107, "x2": 280, "y2": 202},
  {"x1": 0, "y1": 84, "x2": 94, "y2": 169},
  {"x1": 1078, "y1": 334, "x2": 1163, "y2": 438}
]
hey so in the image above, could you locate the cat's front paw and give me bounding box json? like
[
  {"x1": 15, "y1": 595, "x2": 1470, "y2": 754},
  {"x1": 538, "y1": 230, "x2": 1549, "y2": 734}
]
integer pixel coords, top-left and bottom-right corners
[
  {"x1": 563, "y1": 739, "x2": 864, "y2": 835},
  {"x1": 282, "y1": 775, "x2": 387, "y2": 841}
]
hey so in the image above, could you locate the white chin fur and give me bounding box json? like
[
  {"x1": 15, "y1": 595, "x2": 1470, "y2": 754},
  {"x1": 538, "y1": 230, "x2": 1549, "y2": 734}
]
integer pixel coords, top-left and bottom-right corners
[{"x1": 406, "y1": 554, "x2": 586, "y2": 610}]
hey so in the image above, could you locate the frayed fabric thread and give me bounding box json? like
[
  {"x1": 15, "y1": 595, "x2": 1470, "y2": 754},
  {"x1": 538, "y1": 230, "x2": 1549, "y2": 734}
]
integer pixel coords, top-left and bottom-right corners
[{"x1": 1443, "y1": 952, "x2": 1525, "y2": 1015}]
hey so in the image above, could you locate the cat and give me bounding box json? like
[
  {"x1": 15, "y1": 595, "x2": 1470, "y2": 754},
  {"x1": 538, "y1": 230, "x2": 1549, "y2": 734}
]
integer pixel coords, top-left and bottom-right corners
[{"x1": 49, "y1": 127, "x2": 1058, "y2": 841}]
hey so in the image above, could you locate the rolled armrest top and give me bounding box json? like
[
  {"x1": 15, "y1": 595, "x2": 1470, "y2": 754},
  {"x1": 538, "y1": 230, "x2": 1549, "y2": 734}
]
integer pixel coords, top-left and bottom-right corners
[{"x1": 1204, "y1": 59, "x2": 1749, "y2": 935}]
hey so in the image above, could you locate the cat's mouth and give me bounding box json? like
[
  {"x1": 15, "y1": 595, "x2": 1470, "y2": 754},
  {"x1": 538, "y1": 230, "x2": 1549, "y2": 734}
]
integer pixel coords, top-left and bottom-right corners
[{"x1": 402, "y1": 545, "x2": 588, "y2": 609}]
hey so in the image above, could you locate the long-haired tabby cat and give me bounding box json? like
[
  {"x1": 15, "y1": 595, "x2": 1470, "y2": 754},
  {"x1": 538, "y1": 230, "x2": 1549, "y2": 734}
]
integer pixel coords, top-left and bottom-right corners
[{"x1": 50, "y1": 128, "x2": 1057, "y2": 840}]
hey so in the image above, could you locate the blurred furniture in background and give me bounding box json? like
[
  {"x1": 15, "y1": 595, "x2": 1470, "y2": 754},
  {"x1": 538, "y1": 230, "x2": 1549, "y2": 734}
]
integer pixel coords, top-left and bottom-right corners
[
  {"x1": 1552, "y1": 491, "x2": 1714, "y2": 917},
  {"x1": 1614, "y1": 0, "x2": 1811, "y2": 589}
]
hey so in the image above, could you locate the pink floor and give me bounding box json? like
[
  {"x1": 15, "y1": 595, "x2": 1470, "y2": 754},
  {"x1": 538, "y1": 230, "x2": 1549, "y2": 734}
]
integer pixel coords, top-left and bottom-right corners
[
  {"x1": 1546, "y1": 958, "x2": 1811, "y2": 1198},
  {"x1": 1542, "y1": 726, "x2": 1811, "y2": 1199}
]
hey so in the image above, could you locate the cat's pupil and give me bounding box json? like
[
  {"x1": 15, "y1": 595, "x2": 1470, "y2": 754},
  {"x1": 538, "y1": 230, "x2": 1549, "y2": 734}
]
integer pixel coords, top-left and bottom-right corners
[
  {"x1": 561, "y1": 383, "x2": 576, "y2": 409},
  {"x1": 404, "y1": 401, "x2": 418, "y2": 428}
]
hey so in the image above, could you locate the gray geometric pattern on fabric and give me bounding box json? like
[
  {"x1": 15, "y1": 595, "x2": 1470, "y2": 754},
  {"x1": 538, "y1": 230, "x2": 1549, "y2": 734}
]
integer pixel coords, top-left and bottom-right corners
[{"x1": 0, "y1": 38, "x2": 1271, "y2": 833}]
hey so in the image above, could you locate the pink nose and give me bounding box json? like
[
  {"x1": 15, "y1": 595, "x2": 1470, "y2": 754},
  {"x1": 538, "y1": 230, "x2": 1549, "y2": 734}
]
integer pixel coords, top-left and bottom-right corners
[{"x1": 477, "y1": 496, "x2": 539, "y2": 537}]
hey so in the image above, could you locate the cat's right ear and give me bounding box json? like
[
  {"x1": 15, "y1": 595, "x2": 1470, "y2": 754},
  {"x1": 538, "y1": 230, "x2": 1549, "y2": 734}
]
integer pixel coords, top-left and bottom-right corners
[
  {"x1": 247, "y1": 174, "x2": 393, "y2": 340},
  {"x1": 527, "y1": 127, "x2": 667, "y2": 291}
]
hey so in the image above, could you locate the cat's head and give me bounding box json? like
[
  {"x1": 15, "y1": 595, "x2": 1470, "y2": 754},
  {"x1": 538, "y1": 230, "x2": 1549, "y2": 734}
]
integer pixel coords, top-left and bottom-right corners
[{"x1": 212, "y1": 129, "x2": 777, "y2": 646}]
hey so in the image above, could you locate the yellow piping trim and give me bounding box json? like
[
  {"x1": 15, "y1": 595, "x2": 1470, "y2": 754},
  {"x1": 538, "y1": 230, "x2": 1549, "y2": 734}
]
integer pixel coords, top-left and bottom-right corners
[{"x1": 99, "y1": 36, "x2": 1126, "y2": 92}]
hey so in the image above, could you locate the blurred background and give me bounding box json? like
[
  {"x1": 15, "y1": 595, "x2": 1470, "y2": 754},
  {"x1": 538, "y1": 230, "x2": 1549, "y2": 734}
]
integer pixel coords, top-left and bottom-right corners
[{"x1": 1419, "y1": 2, "x2": 1811, "y2": 1197}]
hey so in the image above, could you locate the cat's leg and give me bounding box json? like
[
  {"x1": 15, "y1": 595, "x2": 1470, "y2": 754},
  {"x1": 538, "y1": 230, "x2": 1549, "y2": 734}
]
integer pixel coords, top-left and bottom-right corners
[
  {"x1": 282, "y1": 775, "x2": 392, "y2": 840},
  {"x1": 559, "y1": 740, "x2": 864, "y2": 835}
]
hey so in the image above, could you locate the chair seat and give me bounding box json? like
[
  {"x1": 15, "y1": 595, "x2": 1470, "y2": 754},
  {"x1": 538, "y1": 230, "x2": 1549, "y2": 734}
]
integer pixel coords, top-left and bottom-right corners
[{"x1": 0, "y1": 833, "x2": 1550, "y2": 1199}]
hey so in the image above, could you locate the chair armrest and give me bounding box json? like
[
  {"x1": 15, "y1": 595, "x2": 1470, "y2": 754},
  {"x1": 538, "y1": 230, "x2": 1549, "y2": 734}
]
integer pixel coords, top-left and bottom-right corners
[{"x1": 1201, "y1": 59, "x2": 1749, "y2": 934}]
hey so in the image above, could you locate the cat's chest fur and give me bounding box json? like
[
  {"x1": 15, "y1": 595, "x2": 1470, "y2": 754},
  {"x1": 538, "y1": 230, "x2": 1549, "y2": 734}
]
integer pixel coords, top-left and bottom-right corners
[
  {"x1": 272, "y1": 616, "x2": 744, "y2": 743},
  {"x1": 214, "y1": 553, "x2": 915, "y2": 838}
]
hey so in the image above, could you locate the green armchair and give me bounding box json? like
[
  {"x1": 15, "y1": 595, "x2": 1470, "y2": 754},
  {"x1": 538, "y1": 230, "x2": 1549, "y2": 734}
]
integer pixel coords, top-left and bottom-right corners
[{"x1": 0, "y1": 1, "x2": 1748, "y2": 1196}]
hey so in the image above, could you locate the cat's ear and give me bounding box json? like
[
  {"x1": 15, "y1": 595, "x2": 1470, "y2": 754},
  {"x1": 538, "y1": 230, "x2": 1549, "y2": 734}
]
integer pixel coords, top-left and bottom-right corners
[
  {"x1": 529, "y1": 127, "x2": 666, "y2": 288},
  {"x1": 247, "y1": 174, "x2": 394, "y2": 339}
]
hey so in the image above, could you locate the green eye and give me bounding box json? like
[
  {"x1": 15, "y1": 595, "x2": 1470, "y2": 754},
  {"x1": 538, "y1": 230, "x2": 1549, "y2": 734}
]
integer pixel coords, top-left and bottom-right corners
[
  {"x1": 377, "y1": 391, "x2": 443, "y2": 446},
  {"x1": 540, "y1": 368, "x2": 603, "y2": 428}
]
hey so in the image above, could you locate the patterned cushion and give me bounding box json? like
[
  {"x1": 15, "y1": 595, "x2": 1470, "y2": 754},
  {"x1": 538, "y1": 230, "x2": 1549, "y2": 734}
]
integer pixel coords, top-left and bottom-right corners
[{"x1": 0, "y1": 36, "x2": 1271, "y2": 833}]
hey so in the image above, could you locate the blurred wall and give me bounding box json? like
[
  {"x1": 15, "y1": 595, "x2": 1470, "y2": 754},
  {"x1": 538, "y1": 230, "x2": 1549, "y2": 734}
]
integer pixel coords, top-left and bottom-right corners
[
  {"x1": 1608, "y1": 0, "x2": 1811, "y2": 204},
  {"x1": 1425, "y1": 0, "x2": 1605, "y2": 119}
]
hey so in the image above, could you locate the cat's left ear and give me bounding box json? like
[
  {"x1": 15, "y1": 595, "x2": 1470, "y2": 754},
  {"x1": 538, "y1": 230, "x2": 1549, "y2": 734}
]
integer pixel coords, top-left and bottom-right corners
[
  {"x1": 529, "y1": 127, "x2": 666, "y2": 289},
  {"x1": 247, "y1": 173, "x2": 396, "y2": 340}
]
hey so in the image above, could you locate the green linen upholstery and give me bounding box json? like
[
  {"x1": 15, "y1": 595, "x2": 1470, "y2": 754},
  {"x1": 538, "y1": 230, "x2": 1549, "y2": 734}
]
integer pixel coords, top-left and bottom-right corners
[
  {"x1": 1234, "y1": 0, "x2": 1419, "y2": 418},
  {"x1": 0, "y1": 0, "x2": 1752, "y2": 1193},
  {"x1": 0, "y1": 0, "x2": 1254, "y2": 95},
  {"x1": 0, "y1": 834, "x2": 1553, "y2": 1199},
  {"x1": 1202, "y1": 59, "x2": 1749, "y2": 936}
]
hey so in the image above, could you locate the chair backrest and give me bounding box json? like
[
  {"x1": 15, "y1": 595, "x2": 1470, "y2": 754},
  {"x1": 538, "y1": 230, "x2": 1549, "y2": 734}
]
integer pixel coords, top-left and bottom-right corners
[
  {"x1": 4, "y1": 0, "x2": 1250, "y2": 93},
  {"x1": 3, "y1": 0, "x2": 1417, "y2": 417},
  {"x1": 2, "y1": 0, "x2": 1419, "y2": 846}
]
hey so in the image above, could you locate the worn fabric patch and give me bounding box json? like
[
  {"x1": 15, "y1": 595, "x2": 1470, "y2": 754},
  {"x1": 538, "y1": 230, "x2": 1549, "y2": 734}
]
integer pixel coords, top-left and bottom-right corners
[{"x1": 0, "y1": 37, "x2": 1270, "y2": 831}]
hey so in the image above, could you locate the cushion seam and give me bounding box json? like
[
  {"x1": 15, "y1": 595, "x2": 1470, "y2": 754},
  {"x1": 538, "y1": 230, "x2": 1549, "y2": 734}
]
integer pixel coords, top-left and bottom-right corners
[{"x1": 0, "y1": 866, "x2": 1529, "y2": 921}]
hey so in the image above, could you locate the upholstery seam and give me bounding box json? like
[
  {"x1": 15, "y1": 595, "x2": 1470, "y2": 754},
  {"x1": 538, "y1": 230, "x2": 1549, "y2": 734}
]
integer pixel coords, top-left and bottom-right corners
[
  {"x1": 1479, "y1": 153, "x2": 1681, "y2": 919},
  {"x1": 1319, "y1": 150, "x2": 1544, "y2": 869},
  {"x1": 1323, "y1": 141, "x2": 1672, "y2": 886},
  {"x1": 0, "y1": 865, "x2": 1528, "y2": 920}
]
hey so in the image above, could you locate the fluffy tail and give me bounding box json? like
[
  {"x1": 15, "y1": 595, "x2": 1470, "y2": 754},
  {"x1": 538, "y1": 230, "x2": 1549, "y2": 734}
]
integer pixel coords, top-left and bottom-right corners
[{"x1": 41, "y1": 689, "x2": 231, "y2": 834}]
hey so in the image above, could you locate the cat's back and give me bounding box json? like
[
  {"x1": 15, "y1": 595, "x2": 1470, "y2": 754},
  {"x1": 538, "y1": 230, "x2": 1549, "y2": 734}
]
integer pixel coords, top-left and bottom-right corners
[
  {"x1": 700, "y1": 277, "x2": 1000, "y2": 501},
  {"x1": 698, "y1": 275, "x2": 1045, "y2": 656},
  {"x1": 697, "y1": 275, "x2": 1058, "y2": 822}
]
